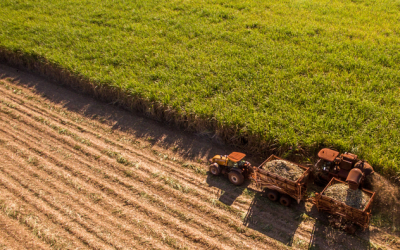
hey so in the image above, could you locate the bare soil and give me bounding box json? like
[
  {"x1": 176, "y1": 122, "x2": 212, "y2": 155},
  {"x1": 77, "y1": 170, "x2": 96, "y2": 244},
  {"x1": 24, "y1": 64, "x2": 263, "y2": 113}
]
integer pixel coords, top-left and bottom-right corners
[{"x1": 0, "y1": 64, "x2": 399, "y2": 250}]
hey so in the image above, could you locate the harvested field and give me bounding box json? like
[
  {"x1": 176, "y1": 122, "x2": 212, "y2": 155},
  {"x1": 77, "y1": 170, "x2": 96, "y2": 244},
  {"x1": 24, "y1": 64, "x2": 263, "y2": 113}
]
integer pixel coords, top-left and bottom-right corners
[
  {"x1": 263, "y1": 160, "x2": 305, "y2": 181},
  {"x1": 0, "y1": 65, "x2": 399, "y2": 250},
  {"x1": 324, "y1": 183, "x2": 371, "y2": 210}
]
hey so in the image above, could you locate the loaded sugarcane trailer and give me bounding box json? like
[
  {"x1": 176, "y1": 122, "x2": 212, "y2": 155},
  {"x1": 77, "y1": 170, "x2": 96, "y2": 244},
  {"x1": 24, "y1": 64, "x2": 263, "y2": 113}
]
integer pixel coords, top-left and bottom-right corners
[
  {"x1": 314, "y1": 177, "x2": 375, "y2": 234},
  {"x1": 249, "y1": 155, "x2": 311, "y2": 206}
]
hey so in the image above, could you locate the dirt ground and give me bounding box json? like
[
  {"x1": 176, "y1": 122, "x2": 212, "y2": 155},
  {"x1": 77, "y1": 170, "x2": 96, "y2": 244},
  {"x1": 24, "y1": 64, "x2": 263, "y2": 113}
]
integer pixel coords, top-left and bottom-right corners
[{"x1": 0, "y1": 64, "x2": 399, "y2": 250}]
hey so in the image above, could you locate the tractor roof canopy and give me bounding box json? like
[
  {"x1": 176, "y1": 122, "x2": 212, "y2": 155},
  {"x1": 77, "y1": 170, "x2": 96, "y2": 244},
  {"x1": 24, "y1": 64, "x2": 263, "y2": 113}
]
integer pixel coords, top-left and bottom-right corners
[
  {"x1": 227, "y1": 152, "x2": 246, "y2": 162},
  {"x1": 318, "y1": 148, "x2": 339, "y2": 162}
]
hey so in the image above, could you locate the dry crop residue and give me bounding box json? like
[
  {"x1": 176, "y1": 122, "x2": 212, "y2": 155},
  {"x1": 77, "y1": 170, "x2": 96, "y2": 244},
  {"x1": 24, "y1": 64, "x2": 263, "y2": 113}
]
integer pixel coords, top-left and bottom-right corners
[
  {"x1": 263, "y1": 160, "x2": 305, "y2": 181},
  {"x1": 324, "y1": 183, "x2": 371, "y2": 210},
  {"x1": 0, "y1": 65, "x2": 399, "y2": 250}
]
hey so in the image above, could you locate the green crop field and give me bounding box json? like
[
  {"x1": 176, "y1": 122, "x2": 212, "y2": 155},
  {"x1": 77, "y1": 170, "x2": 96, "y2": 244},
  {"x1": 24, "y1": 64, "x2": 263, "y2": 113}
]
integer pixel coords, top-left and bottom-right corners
[{"x1": 1, "y1": 0, "x2": 400, "y2": 177}]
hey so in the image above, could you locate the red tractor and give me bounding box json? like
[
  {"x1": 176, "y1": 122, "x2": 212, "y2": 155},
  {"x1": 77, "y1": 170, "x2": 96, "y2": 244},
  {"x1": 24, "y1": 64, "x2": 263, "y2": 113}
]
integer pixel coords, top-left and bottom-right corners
[
  {"x1": 209, "y1": 152, "x2": 251, "y2": 185},
  {"x1": 314, "y1": 148, "x2": 374, "y2": 189}
]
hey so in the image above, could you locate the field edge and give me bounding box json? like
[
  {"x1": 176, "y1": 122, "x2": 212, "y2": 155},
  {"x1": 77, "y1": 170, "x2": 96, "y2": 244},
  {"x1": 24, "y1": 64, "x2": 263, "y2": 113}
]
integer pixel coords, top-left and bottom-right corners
[{"x1": 0, "y1": 46, "x2": 398, "y2": 182}]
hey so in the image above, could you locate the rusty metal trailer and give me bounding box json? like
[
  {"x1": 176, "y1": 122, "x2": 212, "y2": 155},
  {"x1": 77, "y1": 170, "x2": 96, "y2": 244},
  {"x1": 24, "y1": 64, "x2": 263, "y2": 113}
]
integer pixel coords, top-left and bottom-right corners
[
  {"x1": 314, "y1": 178, "x2": 375, "y2": 233},
  {"x1": 249, "y1": 155, "x2": 311, "y2": 206}
]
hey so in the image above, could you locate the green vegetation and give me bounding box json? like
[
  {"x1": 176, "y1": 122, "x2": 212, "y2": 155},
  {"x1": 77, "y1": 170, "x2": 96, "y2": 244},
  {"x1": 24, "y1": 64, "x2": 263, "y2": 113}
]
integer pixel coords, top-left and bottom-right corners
[{"x1": 1, "y1": 0, "x2": 400, "y2": 176}]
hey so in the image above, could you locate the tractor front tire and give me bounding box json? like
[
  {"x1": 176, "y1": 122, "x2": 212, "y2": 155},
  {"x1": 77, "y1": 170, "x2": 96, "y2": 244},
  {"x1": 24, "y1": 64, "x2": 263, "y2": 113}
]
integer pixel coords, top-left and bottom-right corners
[
  {"x1": 209, "y1": 164, "x2": 220, "y2": 176},
  {"x1": 228, "y1": 171, "x2": 244, "y2": 186},
  {"x1": 267, "y1": 190, "x2": 280, "y2": 202}
]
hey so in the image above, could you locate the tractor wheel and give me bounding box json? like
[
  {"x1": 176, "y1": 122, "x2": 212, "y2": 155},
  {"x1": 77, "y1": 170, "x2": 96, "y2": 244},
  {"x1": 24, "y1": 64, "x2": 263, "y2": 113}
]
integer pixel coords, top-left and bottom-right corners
[
  {"x1": 267, "y1": 190, "x2": 280, "y2": 202},
  {"x1": 228, "y1": 171, "x2": 244, "y2": 186},
  {"x1": 209, "y1": 164, "x2": 220, "y2": 176},
  {"x1": 279, "y1": 195, "x2": 291, "y2": 207}
]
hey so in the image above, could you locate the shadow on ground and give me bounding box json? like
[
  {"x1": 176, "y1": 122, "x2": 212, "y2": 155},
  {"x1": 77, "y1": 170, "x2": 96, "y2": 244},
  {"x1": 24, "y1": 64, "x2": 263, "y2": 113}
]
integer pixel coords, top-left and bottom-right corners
[
  {"x1": 307, "y1": 205, "x2": 372, "y2": 250},
  {"x1": 206, "y1": 173, "x2": 251, "y2": 206},
  {"x1": 0, "y1": 64, "x2": 260, "y2": 165},
  {"x1": 242, "y1": 190, "x2": 307, "y2": 246}
]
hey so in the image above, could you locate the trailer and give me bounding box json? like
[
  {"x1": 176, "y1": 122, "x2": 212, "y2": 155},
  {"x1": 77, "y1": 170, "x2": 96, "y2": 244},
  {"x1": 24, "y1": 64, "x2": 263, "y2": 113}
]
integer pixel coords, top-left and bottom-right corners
[
  {"x1": 249, "y1": 155, "x2": 311, "y2": 206},
  {"x1": 314, "y1": 178, "x2": 375, "y2": 234}
]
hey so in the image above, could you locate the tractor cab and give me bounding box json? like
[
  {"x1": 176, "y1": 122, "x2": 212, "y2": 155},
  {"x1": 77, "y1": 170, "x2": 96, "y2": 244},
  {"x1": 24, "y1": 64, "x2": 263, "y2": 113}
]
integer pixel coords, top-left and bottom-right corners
[
  {"x1": 317, "y1": 148, "x2": 340, "y2": 173},
  {"x1": 209, "y1": 152, "x2": 251, "y2": 185}
]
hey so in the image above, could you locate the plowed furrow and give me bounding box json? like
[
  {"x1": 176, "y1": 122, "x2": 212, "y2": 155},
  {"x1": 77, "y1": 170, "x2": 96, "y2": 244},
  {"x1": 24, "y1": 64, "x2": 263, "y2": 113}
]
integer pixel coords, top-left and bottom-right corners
[
  {"x1": 0, "y1": 98, "x2": 251, "y2": 223},
  {"x1": 0, "y1": 104, "x2": 280, "y2": 249},
  {"x1": 0, "y1": 89, "x2": 226, "y2": 198},
  {"x1": 2, "y1": 80, "x2": 317, "y2": 249},
  {"x1": 0, "y1": 145, "x2": 155, "y2": 250},
  {"x1": 0, "y1": 174, "x2": 113, "y2": 250},
  {"x1": 0, "y1": 226, "x2": 26, "y2": 250},
  {"x1": 0, "y1": 148, "x2": 173, "y2": 250},
  {"x1": 0, "y1": 127, "x2": 221, "y2": 250},
  {"x1": 0, "y1": 92, "x2": 226, "y2": 206},
  {"x1": 0, "y1": 91, "x2": 226, "y2": 204},
  {"x1": 0, "y1": 178, "x2": 92, "y2": 249},
  {"x1": 0, "y1": 211, "x2": 51, "y2": 250},
  {"x1": 0, "y1": 111, "x2": 263, "y2": 249},
  {"x1": 0, "y1": 133, "x2": 201, "y2": 250}
]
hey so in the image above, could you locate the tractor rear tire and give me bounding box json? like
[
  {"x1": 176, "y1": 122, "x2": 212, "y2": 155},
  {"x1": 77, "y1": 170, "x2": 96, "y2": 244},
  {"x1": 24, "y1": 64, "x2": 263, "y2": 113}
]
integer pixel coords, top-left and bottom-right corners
[
  {"x1": 209, "y1": 164, "x2": 220, "y2": 176},
  {"x1": 279, "y1": 195, "x2": 291, "y2": 207},
  {"x1": 228, "y1": 171, "x2": 244, "y2": 186},
  {"x1": 267, "y1": 190, "x2": 280, "y2": 202}
]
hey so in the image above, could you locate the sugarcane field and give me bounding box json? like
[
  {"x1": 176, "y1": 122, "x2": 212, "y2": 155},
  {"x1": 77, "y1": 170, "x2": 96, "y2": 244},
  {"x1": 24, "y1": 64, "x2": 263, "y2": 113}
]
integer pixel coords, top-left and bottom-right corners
[{"x1": 1, "y1": 0, "x2": 400, "y2": 249}]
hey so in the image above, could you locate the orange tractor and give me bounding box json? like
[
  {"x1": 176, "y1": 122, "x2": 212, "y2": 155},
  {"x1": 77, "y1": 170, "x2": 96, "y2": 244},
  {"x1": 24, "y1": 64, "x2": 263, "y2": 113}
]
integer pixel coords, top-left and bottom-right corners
[
  {"x1": 209, "y1": 152, "x2": 251, "y2": 185},
  {"x1": 314, "y1": 148, "x2": 374, "y2": 188}
]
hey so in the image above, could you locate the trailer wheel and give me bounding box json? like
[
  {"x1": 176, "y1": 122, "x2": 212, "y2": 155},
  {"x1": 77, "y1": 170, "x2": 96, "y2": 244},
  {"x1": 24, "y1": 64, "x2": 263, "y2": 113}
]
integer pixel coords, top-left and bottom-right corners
[
  {"x1": 209, "y1": 164, "x2": 220, "y2": 176},
  {"x1": 228, "y1": 171, "x2": 244, "y2": 186},
  {"x1": 279, "y1": 195, "x2": 291, "y2": 207},
  {"x1": 267, "y1": 190, "x2": 279, "y2": 202}
]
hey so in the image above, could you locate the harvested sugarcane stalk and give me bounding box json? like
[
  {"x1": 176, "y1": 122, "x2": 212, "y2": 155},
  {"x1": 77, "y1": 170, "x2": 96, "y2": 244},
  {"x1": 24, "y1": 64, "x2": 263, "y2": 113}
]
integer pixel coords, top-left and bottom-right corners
[
  {"x1": 324, "y1": 183, "x2": 370, "y2": 210},
  {"x1": 262, "y1": 159, "x2": 305, "y2": 181}
]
